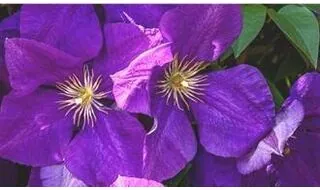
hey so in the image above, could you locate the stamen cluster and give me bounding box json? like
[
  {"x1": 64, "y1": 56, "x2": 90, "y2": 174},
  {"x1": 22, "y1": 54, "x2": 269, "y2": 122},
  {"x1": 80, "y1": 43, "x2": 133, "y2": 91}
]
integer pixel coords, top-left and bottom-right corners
[
  {"x1": 56, "y1": 66, "x2": 108, "y2": 127},
  {"x1": 157, "y1": 56, "x2": 209, "y2": 110}
]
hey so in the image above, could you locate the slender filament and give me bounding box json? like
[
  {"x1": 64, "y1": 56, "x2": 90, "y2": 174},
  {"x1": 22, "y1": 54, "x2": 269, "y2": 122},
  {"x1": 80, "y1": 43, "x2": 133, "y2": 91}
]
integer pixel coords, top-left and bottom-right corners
[
  {"x1": 157, "y1": 55, "x2": 209, "y2": 110},
  {"x1": 56, "y1": 65, "x2": 109, "y2": 128}
]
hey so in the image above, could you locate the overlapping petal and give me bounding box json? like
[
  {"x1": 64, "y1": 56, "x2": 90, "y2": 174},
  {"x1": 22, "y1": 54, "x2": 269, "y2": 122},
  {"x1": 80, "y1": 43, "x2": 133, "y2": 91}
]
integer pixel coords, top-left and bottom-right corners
[
  {"x1": 191, "y1": 64, "x2": 275, "y2": 157},
  {"x1": 111, "y1": 43, "x2": 173, "y2": 114},
  {"x1": 290, "y1": 72, "x2": 320, "y2": 116},
  {"x1": 21, "y1": 5, "x2": 102, "y2": 60},
  {"x1": 190, "y1": 145, "x2": 241, "y2": 187},
  {"x1": 275, "y1": 134, "x2": 320, "y2": 186},
  {"x1": 0, "y1": 89, "x2": 73, "y2": 166},
  {"x1": 5, "y1": 38, "x2": 82, "y2": 95},
  {"x1": 143, "y1": 95, "x2": 197, "y2": 182},
  {"x1": 93, "y1": 23, "x2": 150, "y2": 95},
  {"x1": 64, "y1": 111, "x2": 145, "y2": 186},
  {"x1": 160, "y1": 5, "x2": 242, "y2": 61},
  {"x1": 237, "y1": 99, "x2": 304, "y2": 174}
]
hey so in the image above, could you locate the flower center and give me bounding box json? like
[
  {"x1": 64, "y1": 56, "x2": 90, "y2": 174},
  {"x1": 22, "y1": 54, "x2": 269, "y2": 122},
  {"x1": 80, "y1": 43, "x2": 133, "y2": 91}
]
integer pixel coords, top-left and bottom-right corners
[
  {"x1": 56, "y1": 65, "x2": 108, "y2": 128},
  {"x1": 157, "y1": 56, "x2": 209, "y2": 110}
]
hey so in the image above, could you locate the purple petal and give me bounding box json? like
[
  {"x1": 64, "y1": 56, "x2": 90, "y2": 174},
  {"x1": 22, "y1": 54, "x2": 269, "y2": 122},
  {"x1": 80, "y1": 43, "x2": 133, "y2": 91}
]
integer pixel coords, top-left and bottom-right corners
[
  {"x1": 0, "y1": 11, "x2": 20, "y2": 30},
  {"x1": 160, "y1": 5, "x2": 242, "y2": 61},
  {"x1": 93, "y1": 23, "x2": 150, "y2": 96},
  {"x1": 190, "y1": 145, "x2": 241, "y2": 187},
  {"x1": 270, "y1": 99, "x2": 304, "y2": 153},
  {"x1": 0, "y1": 158, "x2": 19, "y2": 186},
  {"x1": 275, "y1": 133, "x2": 320, "y2": 186},
  {"x1": 28, "y1": 165, "x2": 86, "y2": 187},
  {"x1": 236, "y1": 141, "x2": 273, "y2": 175},
  {"x1": 192, "y1": 64, "x2": 275, "y2": 157},
  {"x1": 301, "y1": 116, "x2": 320, "y2": 131},
  {"x1": 242, "y1": 167, "x2": 274, "y2": 187},
  {"x1": 110, "y1": 176, "x2": 163, "y2": 187},
  {"x1": 104, "y1": 4, "x2": 175, "y2": 28},
  {"x1": 111, "y1": 43, "x2": 173, "y2": 115},
  {"x1": 143, "y1": 95, "x2": 197, "y2": 182},
  {"x1": 5, "y1": 38, "x2": 82, "y2": 95},
  {"x1": 237, "y1": 99, "x2": 304, "y2": 174},
  {"x1": 0, "y1": 89, "x2": 73, "y2": 166},
  {"x1": 21, "y1": 5, "x2": 102, "y2": 60},
  {"x1": 64, "y1": 111, "x2": 145, "y2": 186},
  {"x1": 290, "y1": 72, "x2": 320, "y2": 116}
]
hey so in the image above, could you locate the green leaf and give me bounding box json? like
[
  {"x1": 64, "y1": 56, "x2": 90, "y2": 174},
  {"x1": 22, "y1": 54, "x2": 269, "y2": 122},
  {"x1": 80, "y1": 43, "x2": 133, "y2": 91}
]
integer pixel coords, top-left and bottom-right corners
[
  {"x1": 268, "y1": 5, "x2": 319, "y2": 68},
  {"x1": 267, "y1": 80, "x2": 284, "y2": 108},
  {"x1": 232, "y1": 4, "x2": 267, "y2": 58}
]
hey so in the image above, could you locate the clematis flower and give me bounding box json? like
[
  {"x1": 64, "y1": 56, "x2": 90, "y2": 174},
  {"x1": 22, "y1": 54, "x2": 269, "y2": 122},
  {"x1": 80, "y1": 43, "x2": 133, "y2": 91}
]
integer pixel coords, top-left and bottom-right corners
[
  {"x1": 29, "y1": 164, "x2": 163, "y2": 187},
  {"x1": 190, "y1": 97, "x2": 304, "y2": 187},
  {"x1": 237, "y1": 73, "x2": 320, "y2": 186},
  {"x1": 0, "y1": 5, "x2": 148, "y2": 186},
  {"x1": 190, "y1": 72, "x2": 320, "y2": 187},
  {"x1": 271, "y1": 72, "x2": 320, "y2": 186},
  {"x1": 111, "y1": 5, "x2": 275, "y2": 182}
]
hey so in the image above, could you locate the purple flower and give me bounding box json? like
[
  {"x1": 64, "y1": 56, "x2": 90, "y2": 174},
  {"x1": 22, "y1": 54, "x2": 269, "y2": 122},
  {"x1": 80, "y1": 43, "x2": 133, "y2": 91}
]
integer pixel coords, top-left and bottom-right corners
[
  {"x1": 237, "y1": 98, "x2": 304, "y2": 175},
  {"x1": 190, "y1": 97, "x2": 304, "y2": 187},
  {"x1": 0, "y1": 5, "x2": 148, "y2": 186},
  {"x1": 272, "y1": 72, "x2": 320, "y2": 186},
  {"x1": 237, "y1": 73, "x2": 320, "y2": 186},
  {"x1": 193, "y1": 72, "x2": 320, "y2": 187},
  {"x1": 111, "y1": 5, "x2": 275, "y2": 181}
]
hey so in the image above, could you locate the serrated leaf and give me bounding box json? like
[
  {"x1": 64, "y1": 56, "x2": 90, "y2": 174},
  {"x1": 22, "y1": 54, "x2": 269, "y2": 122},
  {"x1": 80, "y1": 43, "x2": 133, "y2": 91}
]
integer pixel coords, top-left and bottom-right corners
[
  {"x1": 268, "y1": 5, "x2": 319, "y2": 68},
  {"x1": 232, "y1": 4, "x2": 267, "y2": 58}
]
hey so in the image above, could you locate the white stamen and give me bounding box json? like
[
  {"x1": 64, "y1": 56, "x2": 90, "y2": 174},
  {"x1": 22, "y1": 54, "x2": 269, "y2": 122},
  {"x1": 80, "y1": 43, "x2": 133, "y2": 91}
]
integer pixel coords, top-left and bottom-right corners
[
  {"x1": 56, "y1": 65, "x2": 109, "y2": 128},
  {"x1": 157, "y1": 55, "x2": 208, "y2": 110}
]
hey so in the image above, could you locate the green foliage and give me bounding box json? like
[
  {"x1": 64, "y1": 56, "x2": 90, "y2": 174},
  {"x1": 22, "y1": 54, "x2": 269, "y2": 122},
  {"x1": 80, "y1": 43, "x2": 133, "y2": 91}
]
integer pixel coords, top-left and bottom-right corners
[
  {"x1": 232, "y1": 4, "x2": 267, "y2": 58},
  {"x1": 268, "y1": 5, "x2": 319, "y2": 68}
]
